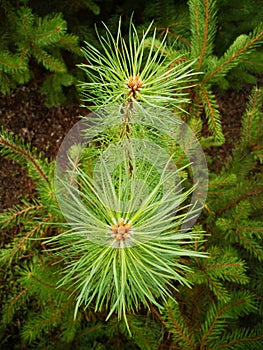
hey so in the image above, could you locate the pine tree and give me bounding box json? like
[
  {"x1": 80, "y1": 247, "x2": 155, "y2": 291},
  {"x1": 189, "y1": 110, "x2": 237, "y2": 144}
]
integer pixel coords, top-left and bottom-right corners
[{"x1": 1, "y1": 1, "x2": 263, "y2": 348}]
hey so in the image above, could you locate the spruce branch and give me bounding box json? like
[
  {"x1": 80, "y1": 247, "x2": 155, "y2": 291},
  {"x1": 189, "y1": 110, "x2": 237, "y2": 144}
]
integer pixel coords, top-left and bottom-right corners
[
  {"x1": 218, "y1": 326, "x2": 263, "y2": 349},
  {"x1": 199, "y1": 292, "x2": 256, "y2": 349},
  {"x1": 0, "y1": 130, "x2": 50, "y2": 185},
  {"x1": 197, "y1": 0, "x2": 210, "y2": 71},
  {"x1": 162, "y1": 300, "x2": 195, "y2": 349},
  {"x1": 0, "y1": 202, "x2": 44, "y2": 228},
  {"x1": 241, "y1": 87, "x2": 263, "y2": 158},
  {"x1": 200, "y1": 247, "x2": 248, "y2": 284},
  {"x1": 9, "y1": 215, "x2": 50, "y2": 259},
  {"x1": 217, "y1": 218, "x2": 263, "y2": 261},
  {"x1": 0, "y1": 5, "x2": 80, "y2": 103},
  {"x1": 189, "y1": 0, "x2": 217, "y2": 71},
  {"x1": 21, "y1": 300, "x2": 71, "y2": 343},
  {"x1": 57, "y1": 34, "x2": 81, "y2": 55},
  {"x1": 33, "y1": 13, "x2": 67, "y2": 46},
  {"x1": 31, "y1": 45, "x2": 66, "y2": 72},
  {"x1": 217, "y1": 186, "x2": 263, "y2": 215},
  {"x1": 3, "y1": 287, "x2": 30, "y2": 324},
  {"x1": 0, "y1": 51, "x2": 29, "y2": 94},
  {"x1": 28, "y1": 272, "x2": 70, "y2": 294},
  {"x1": 120, "y1": 315, "x2": 161, "y2": 350},
  {"x1": 202, "y1": 24, "x2": 263, "y2": 84},
  {"x1": 197, "y1": 85, "x2": 224, "y2": 142},
  {"x1": 0, "y1": 51, "x2": 27, "y2": 71}
]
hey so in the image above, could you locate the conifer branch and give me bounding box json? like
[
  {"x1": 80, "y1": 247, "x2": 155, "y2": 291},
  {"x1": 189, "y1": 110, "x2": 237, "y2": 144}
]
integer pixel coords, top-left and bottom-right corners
[
  {"x1": 29, "y1": 273, "x2": 70, "y2": 294},
  {"x1": 200, "y1": 298, "x2": 249, "y2": 349},
  {"x1": 5, "y1": 288, "x2": 29, "y2": 323},
  {"x1": 6, "y1": 204, "x2": 44, "y2": 223},
  {"x1": 165, "y1": 29, "x2": 191, "y2": 47},
  {"x1": 198, "y1": 86, "x2": 224, "y2": 142},
  {"x1": 219, "y1": 333, "x2": 263, "y2": 349},
  {"x1": 10, "y1": 216, "x2": 50, "y2": 256},
  {"x1": 0, "y1": 135, "x2": 50, "y2": 185},
  {"x1": 217, "y1": 186, "x2": 263, "y2": 214},
  {"x1": 205, "y1": 262, "x2": 244, "y2": 270},
  {"x1": 197, "y1": 0, "x2": 209, "y2": 71},
  {"x1": 202, "y1": 27, "x2": 263, "y2": 84},
  {"x1": 32, "y1": 45, "x2": 66, "y2": 72},
  {"x1": 57, "y1": 35, "x2": 81, "y2": 55},
  {"x1": 0, "y1": 52, "x2": 25, "y2": 70},
  {"x1": 166, "y1": 304, "x2": 195, "y2": 349},
  {"x1": 1, "y1": 4, "x2": 263, "y2": 346},
  {"x1": 245, "y1": 87, "x2": 261, "y2": 145},
  {"x1": 235, "y1": 231, "x2": 263, "y2": 259},
  {"x1": 200, "y1": 270, "x2": 228, "y2": 300},
  {"x1": 236, "y1": 226, "x2": 263, "y2": 233},
  {"x1": 247, "y1": 90, "x2": 259, "y2": 145},
  {"x1": 27, "y1": 300, "x2": 70, "y2": 331}
]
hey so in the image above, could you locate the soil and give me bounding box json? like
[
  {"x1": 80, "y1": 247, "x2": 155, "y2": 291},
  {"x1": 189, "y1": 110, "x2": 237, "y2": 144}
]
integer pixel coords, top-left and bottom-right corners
[
  {"x1": 0, "y1": 81, "x2": 259, "y2": 214},
  {"x1": 0, "y1": 85, "x2": 87, "y2": 211}
]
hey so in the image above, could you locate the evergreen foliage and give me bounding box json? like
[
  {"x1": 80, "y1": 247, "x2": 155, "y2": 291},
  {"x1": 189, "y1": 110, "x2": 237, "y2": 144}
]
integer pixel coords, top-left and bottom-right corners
[
  {"x1": 139, "y1": 0, "x2": 263, "y2": 143},
  {"x1": 1, "y1": 0, "x2": 263, "y2": 348},
  {"x1": 0, "y1": 2, "x2": 80, "y2": 106},
  {"x1": 1, "y1": 0, "x2": 262, "y2": 107}
]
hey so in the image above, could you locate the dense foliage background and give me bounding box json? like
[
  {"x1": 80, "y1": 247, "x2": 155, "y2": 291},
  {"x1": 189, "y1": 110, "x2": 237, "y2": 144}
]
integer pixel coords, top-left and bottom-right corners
[
  {"x1": 0, "y1": 0, "x2": 263, "y2": 349},
  {"x1": 1, "y1": 0, "x2": 263, "y2": 105}
]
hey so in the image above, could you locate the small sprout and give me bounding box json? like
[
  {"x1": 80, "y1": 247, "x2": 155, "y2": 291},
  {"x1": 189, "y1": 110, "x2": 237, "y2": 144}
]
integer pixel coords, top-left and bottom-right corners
[{"x1": 127, "y1": 74, "x2": 144, "y2": 99}]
